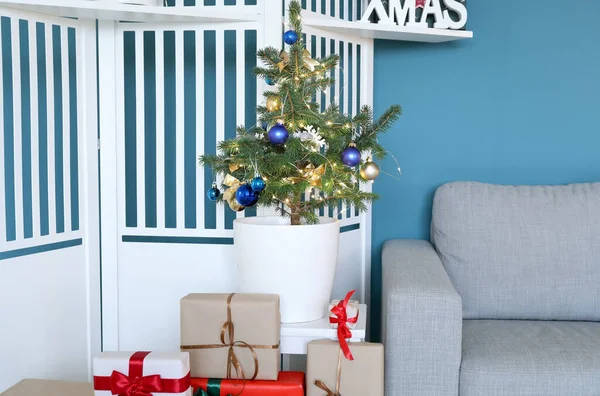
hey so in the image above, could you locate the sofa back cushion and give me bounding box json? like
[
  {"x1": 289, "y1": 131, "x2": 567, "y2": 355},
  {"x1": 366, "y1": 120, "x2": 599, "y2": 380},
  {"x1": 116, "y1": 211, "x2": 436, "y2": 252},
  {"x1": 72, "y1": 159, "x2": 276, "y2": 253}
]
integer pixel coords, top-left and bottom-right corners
[{"x1": 431, "y1": 181, "x2": 600, "y2": 320}]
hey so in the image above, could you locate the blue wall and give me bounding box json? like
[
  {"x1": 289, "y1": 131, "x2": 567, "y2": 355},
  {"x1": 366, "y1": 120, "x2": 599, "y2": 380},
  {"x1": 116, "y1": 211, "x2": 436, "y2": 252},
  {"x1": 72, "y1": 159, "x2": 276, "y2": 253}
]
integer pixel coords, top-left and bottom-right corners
[{"x1": 371, "y1": 0, "x2": 600, "y2": 338}]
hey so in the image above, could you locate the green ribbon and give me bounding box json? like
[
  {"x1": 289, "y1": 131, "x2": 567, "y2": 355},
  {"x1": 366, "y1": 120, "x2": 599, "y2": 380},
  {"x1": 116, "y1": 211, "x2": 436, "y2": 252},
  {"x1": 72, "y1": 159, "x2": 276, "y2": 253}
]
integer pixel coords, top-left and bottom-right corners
[{"x1": 193, "y1": 379, "x2": 233, "y2": 396}]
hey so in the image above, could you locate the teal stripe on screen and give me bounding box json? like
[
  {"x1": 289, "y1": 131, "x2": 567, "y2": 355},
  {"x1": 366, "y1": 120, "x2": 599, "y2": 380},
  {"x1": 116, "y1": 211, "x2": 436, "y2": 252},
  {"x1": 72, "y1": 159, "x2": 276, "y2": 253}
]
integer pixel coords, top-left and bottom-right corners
[
  {"x1": 224, "y1": 30, "x2": 236, "y2": 229},
  {"x1": 339, "y1": 41, "x2": 344, "y2": 113},
  {"x1": 52, "y1": 25, "x2": 65, "y2": 234},
  {"x1": 320, "y1": 37, "x2": 326, "y2": 112},
  {"x1": 0, "y1": 237, "x2": 82, "y2": 260},
  {"x1": 68, "y1": 27, "x2": 79, "y2": 231},
  {"x1": 36, "y1": 22, "x2": 49, "y2": 236},
  {"x1": 310, "y1": 35, "x2": 316, "y2": 102},
  {"x1": 244, "y1": 29, "x2": 257, "y2": 217},
  {"x1": 123, "y1": 31, "x2": 137, "y2": 227},
  {"x1": 204, "y1": 30, "x2": 216, "y2": 230},
  {"x1": 355, "y1": 44, "x2": 361, "y2": 217},
  {"x1": 346, "y1": 42, "x2": 352, "y2": 219},
  {"x1": 164, "y1": 31, "x2": 177, "y2": 228},
  {"x1": 143, "y1": 31, "x2": 157, "y2": 228},
  {"x1": 340, "y1": 223, "x2": 359, "y2": 233},
  {"x1": 122, "y1": 235, "x2": 233, "y2": 245},
  {"x1": 19, "y1": 20, "x2": 33, "y2": 239},
  {"x1": 328, "y1": 38, "x2": 335, "y2": 219},
  {"x1": 183, "y1": 30, "x2": 196, "y2": 229},
  {"x1": 204, "y1": 0, "x2": 216, "y2": 6},
  {"x1": 2, "y1": 16, "x2": 16, "y2": 242}
]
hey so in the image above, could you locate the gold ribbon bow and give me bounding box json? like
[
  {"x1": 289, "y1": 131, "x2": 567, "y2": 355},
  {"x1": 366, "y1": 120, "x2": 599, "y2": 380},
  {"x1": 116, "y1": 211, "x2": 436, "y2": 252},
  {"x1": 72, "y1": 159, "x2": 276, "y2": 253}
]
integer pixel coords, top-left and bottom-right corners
[
  {"x1": 284, "y1": 163, "x2": 326, "y2": 187},
  {"x1": 278, "y1": 49, "x2": 320, "y2": 72},
  {"x1": 181, "y1": 293, "x2": 280, "y2": 383},
  {"x1": 314, "y1": 348, "x2": 343, "y2": 396},
  {"x1": 222, "y1": 174, "x2": 245, "y2": 212}
]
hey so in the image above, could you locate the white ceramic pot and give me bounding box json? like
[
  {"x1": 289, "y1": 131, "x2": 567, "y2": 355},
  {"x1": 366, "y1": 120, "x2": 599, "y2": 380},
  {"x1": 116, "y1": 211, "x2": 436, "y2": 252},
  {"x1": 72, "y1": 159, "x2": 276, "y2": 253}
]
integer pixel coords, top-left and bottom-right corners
[{"x1": 234, "y1": 216, "x2": 340, "y2": 323}]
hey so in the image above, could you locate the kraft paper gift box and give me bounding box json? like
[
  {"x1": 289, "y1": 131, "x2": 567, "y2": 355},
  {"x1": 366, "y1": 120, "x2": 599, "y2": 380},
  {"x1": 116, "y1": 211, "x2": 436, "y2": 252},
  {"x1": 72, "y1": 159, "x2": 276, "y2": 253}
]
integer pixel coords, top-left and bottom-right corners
[
  {"x1": 92, "y1": 351, "x2": 192, "y2": 396},
  {"x1": 306, "y1": 340, "x2": 384, "y2": 396},
  {"x1": 180, "y1": 293, "x2": 280, "y2": 380},
  {"x1": 2, "y1": 379, "x2": 93, "y2": 396},
  {"x1": 191, "y1": 371, "x2": 305, "y2": 396}
]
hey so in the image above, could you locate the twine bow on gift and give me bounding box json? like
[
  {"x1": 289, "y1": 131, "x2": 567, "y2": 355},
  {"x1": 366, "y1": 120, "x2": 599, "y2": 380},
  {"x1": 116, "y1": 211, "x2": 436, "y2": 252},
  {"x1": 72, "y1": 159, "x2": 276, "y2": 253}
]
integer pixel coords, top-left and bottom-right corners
[
  {"x1": 329, "y1": 289, "x2": 358, "y2": 360},
  {"x1": 181, "y1": 293, "x2": 280, "y2": 385},
  {"x1": 314, "y1": 348, "x2": 344, "y2": 396},
  {"x1": 93, "y1": 351, "x2": 191, "y2": 396},
  {"x1": 222, "y1": 175, "x2": 245, "y2": 212}
]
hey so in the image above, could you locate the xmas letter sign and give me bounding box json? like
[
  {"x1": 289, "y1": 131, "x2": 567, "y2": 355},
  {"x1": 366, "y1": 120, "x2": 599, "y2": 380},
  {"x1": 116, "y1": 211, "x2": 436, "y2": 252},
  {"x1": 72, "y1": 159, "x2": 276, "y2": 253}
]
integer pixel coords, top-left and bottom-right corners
[{"x1": 361, "y1": 0, "x2": 467, "y2": 30}]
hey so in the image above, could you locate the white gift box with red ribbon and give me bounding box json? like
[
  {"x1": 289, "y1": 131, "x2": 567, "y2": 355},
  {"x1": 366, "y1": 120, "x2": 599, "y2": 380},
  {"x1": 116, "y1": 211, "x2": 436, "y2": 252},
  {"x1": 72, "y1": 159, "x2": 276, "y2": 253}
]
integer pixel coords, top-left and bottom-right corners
[
  {"x1": 329, "y1": 299, "x2": 359, "y2": 330},
  {"x1": 93, "y1": 351, "x2": 192, "y2": 396}
]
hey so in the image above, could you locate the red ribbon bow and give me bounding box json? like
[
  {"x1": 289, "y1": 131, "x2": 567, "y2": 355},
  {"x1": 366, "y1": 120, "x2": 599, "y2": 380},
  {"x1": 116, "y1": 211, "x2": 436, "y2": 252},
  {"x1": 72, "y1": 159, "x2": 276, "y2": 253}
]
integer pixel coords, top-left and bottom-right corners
[
  {"x1": 93, "y1": 351, "x2": 191, "y2": 396},
  {"x1": 329, "y1": 290, "x2": 358, "y2": 361}
]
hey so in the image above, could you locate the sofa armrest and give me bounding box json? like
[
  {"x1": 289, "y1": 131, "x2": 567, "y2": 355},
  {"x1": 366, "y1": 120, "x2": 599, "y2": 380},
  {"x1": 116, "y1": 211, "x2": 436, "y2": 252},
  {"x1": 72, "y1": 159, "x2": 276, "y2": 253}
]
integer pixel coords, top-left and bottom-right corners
[{"x1": 382, "y1": 239, "x2": 462, "y2": 396}]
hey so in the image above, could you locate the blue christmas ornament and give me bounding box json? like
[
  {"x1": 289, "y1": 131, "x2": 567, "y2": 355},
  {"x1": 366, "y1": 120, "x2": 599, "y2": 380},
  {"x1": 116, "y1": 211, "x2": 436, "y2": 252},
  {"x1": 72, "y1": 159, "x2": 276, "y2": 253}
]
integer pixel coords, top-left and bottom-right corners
[
  {"x1": 268, "y1": 123, "x2": 289, "y2": 145},
  {"x1": 261, "y1": 121, "x2": 269, "y2": 130},
  {"x1": 265, "y1": 76, "x2": 276, "y2": 86},
  {"x1": 207, "y1": 183, "x2": 220, "y2": 201},
  {"x1": 235, "y1": 183, "x2": 260, "y2": 207},
  {"x1": 251, "y1": 176, "x2": 266, "y2": 192},
  {"x1": 341, "y1": 143, "x2": 361, "y2": 167},
  {"x1": 283, "y1": 30, "x2": 299, "y2": 45}
]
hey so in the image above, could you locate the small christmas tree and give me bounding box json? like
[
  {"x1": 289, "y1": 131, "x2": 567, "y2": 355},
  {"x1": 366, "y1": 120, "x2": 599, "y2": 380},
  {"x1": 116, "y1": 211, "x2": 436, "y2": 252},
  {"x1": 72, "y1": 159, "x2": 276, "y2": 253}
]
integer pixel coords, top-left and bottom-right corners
[{"x1": 200, "y1": 1, "x2": 401, "y2": 226}]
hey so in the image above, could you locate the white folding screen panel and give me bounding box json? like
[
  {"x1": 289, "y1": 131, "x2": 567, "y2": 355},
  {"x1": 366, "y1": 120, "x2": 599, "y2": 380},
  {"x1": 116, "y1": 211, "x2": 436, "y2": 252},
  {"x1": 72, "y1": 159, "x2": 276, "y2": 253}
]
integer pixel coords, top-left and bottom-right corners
[
  {"x1": 0, "y1": 7, "x2": 100, "y2": 392},
  {"x1": 98, "y1": 0, "x2": 374, "y2": 351}
]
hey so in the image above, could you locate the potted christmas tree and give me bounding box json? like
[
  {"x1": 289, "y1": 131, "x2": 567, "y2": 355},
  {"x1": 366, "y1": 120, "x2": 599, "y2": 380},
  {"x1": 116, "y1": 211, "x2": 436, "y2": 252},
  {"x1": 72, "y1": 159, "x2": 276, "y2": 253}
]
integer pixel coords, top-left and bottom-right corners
[{"x1": 200, "y1": 1, "x2": 401, "y2": 323}]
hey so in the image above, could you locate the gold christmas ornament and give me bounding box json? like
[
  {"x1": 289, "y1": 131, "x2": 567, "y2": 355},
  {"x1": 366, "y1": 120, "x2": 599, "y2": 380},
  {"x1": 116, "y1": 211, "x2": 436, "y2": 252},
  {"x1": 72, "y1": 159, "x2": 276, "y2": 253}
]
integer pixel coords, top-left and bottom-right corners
[
  {"x1": 266, "y1": 97, "x2": 280, "y2": 112},
  {"x1": 360, "y1": 160, "x2": 380, "y2": 181},
  {"x1": 222, "y1": 174, "x2": 246, "y2": 211}
]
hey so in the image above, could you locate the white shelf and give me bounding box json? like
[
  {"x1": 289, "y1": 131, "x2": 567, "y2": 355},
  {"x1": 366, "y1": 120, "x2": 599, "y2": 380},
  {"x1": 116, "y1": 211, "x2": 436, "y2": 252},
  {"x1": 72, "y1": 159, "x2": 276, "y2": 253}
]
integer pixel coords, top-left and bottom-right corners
[
  {"x1": 0, "y1": 0, "x2": 259, "y2": 23},
  {"x1": 304, "y1": 14, "x2": 473, "y2": 43}
]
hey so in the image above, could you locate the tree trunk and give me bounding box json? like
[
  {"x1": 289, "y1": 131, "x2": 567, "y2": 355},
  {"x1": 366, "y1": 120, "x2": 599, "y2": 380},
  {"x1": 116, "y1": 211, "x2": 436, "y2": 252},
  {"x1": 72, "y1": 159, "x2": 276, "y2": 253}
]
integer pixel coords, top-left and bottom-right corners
[
  {"x1": 290, "y1": 193, "x2": 303, "y2": 225},
  {"x1": 291, "y1": 212, "x2": 301, "y2": 225}
]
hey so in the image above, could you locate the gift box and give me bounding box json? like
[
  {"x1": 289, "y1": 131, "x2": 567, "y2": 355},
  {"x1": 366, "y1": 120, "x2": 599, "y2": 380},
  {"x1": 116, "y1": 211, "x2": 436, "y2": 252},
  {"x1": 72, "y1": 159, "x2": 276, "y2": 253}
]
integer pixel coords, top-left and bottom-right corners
[
  {"x1": 180, "y1": 293, "x2": 280, "y2": 380},
  {"x1": 306, "y1": 340, "x2": 384, "y2": 396},
  {"x1": 93, "y1": 351, "x2": 192, "y2": 396},
  {"x1": 2, "y1": 379, "x2": 93, "y2": 396},
  {"x1": 329, "y1": 290, "x2": 360, "y2": 330},
  {"x1": 191, "y1": 371, "x2": 304, "y2": 396}
]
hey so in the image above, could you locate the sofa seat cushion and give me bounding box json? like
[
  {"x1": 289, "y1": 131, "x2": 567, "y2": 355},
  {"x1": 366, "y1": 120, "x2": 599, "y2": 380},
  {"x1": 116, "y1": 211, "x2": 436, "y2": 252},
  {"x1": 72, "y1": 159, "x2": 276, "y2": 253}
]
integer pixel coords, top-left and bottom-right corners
[{"x1": 460, "y1": 320, "x2": 600, "y2": 396}]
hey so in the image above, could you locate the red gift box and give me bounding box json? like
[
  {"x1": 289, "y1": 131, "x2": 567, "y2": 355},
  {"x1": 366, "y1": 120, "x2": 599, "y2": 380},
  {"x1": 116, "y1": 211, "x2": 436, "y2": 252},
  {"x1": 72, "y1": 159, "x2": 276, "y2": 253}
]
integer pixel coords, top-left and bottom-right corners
[{"x1": 192, "y1": 371, "x2": 304, "y2": 396}]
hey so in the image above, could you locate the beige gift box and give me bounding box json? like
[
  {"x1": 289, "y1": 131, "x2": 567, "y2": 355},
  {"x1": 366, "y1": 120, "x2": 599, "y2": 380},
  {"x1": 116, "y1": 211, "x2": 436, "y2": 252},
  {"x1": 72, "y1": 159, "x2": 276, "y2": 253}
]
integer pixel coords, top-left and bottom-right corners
[
  {"x1": 180, "y1": 293, "x2": 281, "y2": 380},
  {"x1": 306, "y1": 340, "x2": 384, "y2": 396},
  {"x1": 2, "y1": 379, "x2": 93, "y2": 396}
]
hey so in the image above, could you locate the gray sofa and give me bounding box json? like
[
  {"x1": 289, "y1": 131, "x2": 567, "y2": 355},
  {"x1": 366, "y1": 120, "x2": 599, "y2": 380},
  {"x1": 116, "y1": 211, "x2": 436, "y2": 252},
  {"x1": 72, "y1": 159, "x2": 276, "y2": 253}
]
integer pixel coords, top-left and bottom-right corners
[{"x1": 382, "y1": 181, "x2": 600, "y2": 396}]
